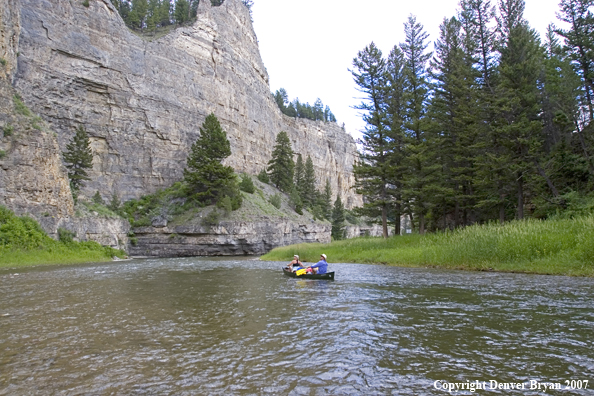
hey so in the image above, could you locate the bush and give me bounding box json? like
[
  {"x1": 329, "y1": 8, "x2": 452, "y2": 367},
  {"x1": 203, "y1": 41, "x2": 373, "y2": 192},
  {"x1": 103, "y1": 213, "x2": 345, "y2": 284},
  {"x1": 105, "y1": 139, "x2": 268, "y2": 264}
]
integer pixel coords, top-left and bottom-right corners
[
  {"x1": 201, "y1": 209, "x2": 220, "y2": 227},
  {"x1": 0, "y1": 150, "x2": 6, "y2": 159},
  {"x1": 82, "y1": 0, "x2": 90, "y2": 6},
  {"x1": 3, "y1": 125, "x2": 13, "y2": 137},
  {"x1": 239, "y1": 174, "x2": 255, "y2": 193},
  {"x1": 0, "y1": 58, "x2": 7, "y2": 67},
  {"x1": 92, "y1": 191, "x2": 104, "y2": 205},
  {"x1": 58, "y1": 227, "x2": 76, "y2": 243},
  {"x1": 257, "y1": 169, "x2": 269, "y2": 184},
  {"x1": 13, "y1": 95, "x2": 32, "y2": 117},
  {"x1": 217, "y1": 195, "x2": 233, "y2": 214},
  {"x1": 269, "y1": 194, "x2": 281, "y2": 209},
  {"x1": 289, "y1": 188, "x2": 303, "y2": 215}
]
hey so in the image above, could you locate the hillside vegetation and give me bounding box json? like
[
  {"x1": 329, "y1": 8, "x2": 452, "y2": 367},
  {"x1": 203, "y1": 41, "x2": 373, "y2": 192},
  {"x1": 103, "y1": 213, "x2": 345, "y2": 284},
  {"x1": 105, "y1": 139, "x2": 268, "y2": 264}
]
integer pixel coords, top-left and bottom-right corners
[
  {"x1": 262, "y1": 215, "x2": 594, "y2": 277},
  {"x1": 0, "y1": 206, "x2": 126, "y2": 268}
]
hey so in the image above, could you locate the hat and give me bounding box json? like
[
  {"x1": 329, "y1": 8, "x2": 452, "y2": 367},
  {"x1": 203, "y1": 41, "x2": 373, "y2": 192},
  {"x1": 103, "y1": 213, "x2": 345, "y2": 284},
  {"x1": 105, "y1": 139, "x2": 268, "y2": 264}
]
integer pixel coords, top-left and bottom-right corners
[
  {"x1": 321, "y1": 254, "x2": 327, "y2": 260},
  {"x1": 293, "y1": 255, "x2": 299, "y2": 260}
]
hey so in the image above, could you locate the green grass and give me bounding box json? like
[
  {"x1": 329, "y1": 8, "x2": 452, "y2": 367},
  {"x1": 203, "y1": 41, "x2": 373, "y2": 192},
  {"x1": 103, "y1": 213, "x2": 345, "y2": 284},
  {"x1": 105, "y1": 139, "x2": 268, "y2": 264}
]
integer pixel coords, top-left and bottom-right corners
[
  {"x1": 261, "y1": 216, "x2": 594, "y2": 277},
  {"x1": 0, "y1": 206, "x2": 126, "y2": 268}
]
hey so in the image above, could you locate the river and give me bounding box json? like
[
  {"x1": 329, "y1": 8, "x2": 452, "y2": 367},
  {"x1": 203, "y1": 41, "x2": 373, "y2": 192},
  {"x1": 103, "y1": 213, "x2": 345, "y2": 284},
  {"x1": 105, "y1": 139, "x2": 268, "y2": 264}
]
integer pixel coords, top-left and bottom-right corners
[{"x1": 0, "y1": 258, "x2": 592, "y2": 395}]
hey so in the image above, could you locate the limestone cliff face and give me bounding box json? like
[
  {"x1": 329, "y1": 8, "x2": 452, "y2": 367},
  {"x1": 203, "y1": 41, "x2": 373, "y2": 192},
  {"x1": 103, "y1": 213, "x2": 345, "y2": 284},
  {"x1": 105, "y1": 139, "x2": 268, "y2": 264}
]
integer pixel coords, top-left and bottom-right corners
[
  {"x1": 0, "y1": 0, "x2": 74, "y2": 219},
  {"x1": 13, "y1": 0, "x2": 362, "y2": 208},
  {"x1": 130, "y1": 220, "x2": 330, "y2": 257},
  {"x1": 0, "y1": 0, "x2": 20, "y2": 79}
]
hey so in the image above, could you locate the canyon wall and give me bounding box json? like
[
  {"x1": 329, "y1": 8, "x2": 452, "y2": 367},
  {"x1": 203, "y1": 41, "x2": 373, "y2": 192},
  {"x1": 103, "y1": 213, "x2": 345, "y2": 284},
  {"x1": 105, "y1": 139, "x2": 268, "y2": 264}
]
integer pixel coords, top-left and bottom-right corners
[{"x1": 13, "y1": 0, "x2": 362, "y2": 209}]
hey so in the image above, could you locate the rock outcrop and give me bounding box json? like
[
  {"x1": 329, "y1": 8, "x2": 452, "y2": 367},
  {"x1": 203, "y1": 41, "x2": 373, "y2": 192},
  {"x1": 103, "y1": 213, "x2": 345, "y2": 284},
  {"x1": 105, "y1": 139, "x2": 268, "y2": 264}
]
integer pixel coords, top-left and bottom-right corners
[
  {"x1": 13, "y1": 0, "x2": 362, "y2": 209},
  {"x1": 130, "y1": 220, "x2": 330, "y2": 257}
]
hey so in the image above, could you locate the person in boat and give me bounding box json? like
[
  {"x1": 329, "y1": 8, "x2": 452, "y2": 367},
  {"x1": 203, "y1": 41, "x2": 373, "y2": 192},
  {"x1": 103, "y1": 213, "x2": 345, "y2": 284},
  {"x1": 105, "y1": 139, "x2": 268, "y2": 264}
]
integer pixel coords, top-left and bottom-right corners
[
  {"x1": 307, "y1": 254, "x2": 328, "y2": 274},
  {"x1": 288, "y1": 255, "x2": 302, "y2": 272}
]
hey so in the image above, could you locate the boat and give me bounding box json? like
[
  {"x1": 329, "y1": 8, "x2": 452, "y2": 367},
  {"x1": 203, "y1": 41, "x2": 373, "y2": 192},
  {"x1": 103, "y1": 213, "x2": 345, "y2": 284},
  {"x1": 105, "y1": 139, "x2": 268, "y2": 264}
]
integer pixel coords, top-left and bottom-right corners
[{"x1": 282, "y1": 267, "x2": 335, "y2": 280}]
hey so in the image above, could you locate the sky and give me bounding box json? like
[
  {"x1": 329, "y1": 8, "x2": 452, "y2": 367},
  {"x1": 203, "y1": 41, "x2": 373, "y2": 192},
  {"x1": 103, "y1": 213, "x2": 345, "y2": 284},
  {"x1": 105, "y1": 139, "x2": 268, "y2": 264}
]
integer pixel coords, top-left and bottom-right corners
[{"x1": 250, "y1": 0, "x2": 567, "y2": 140}]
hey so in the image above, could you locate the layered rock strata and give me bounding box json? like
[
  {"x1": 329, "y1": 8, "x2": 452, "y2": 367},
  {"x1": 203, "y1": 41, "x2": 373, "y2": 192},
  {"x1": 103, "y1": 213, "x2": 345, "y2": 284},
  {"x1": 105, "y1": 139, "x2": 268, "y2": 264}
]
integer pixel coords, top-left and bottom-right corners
[
  {"x1": 13, "y1": 0, "x2": 362, "y2": 209},
  {"x1": 130, "y1": 220, "x2": 330, "y2": 257}
]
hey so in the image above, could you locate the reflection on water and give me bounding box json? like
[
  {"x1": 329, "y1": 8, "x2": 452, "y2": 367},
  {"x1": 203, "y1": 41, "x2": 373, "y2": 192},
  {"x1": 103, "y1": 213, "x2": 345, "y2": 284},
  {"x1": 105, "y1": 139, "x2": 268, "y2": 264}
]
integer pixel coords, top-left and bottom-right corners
[{"x1": 0, "y1": 258, "x2": 593, "y2": 395}]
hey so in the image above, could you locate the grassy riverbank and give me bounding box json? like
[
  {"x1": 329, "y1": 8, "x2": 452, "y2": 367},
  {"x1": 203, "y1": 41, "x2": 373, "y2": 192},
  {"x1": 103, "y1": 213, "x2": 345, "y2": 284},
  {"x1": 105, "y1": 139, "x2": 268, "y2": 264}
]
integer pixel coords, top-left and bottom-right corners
[
  {"x1": 261, "y1": 216, "x2": 594, "y2": 277},
  {"x1": 0, "y1": 206, "x2": 126, "y2": 268}
]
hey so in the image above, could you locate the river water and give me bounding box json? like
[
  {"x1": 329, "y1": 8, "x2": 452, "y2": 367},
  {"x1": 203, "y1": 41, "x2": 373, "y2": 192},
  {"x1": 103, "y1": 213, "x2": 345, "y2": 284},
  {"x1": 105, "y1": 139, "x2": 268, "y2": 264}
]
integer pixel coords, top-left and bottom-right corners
[{"x1": 0, "y1": 258, "x2": 592, "y2": 395}]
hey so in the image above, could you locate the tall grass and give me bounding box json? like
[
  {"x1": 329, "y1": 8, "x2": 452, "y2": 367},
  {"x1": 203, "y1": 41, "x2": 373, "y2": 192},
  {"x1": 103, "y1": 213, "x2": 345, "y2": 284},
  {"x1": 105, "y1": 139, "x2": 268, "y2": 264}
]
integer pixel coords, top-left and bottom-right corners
[
  {"x1": 0, "y1": 206, "x2": 125, "y2": 268},
  {"x1": 261, "y1": 216, "x2": 594, "y2": 277}
]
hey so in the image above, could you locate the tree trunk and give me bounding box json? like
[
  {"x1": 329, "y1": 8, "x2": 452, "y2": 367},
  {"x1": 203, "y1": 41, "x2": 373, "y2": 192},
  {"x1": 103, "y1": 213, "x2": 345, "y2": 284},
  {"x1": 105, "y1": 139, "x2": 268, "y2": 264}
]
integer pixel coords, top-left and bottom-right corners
[
  {"x1": 381, "y1": 204, "x2": 388, "y2": 239},
  {"x1": 517, "y1": 172, "x2": 524, "y2": 220},
  {"x1": 534, "y1": 159, "x2": 560, "y2": 197},
  {"x1": 419, "y1": 213, "x2": 425, "y2": 235},
  {"x1": 394, "y1": 202, "x2": 401, "y2": 236}
]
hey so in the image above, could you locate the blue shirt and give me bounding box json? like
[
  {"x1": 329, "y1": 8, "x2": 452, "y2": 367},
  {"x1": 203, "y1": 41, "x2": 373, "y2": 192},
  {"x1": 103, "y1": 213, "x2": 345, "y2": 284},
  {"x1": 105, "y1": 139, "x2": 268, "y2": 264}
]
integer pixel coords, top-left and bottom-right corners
[{"x1": 311, "y1": 259, "x2": 328, "y2": 274}]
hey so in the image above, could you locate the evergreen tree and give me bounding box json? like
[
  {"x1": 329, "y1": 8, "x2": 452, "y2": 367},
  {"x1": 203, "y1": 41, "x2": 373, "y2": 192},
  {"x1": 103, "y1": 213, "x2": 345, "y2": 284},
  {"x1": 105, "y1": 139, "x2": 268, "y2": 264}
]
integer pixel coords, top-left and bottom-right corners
[
  {"x1": 267, "y1": 131, "x2": 295, "y2": 193},
  {"x1": 294, "y1": 154, "x2": 305, "y2": 199},
  {"x1": 108, "y1": 192, "x2": 121, "y2": 213},
  {"x1": 92, "y1": 191, "x2": 104, "y2": 205},
  {"x1": 494, "y1": 0, "x2": 545, "y2": 219},
  {"x1": 320, "y1": 179, "x2": 333, "y2": 220},
  {"x1": 351, "y1": 42, "x2": 390, "y2": 238},
  {"x1": 302, "y1": 156, "x2": 317, "y2": 208},
  {"x1": 400, "y1": 14, "x2": 436, "y2": 234},
  {"x1": 239, "y1": 174, "x2": 255, "y2": 194},
  {"x1": 183, "y1": 113, "x2": 240, "y2": 207},
  {"x1": 384, "y1": 45, "x2": 407, "y2": 234},
  {"x1": 257, "y1": 168, "x2": 269, "y2": 184},
  {"x1": 556, "y1": 0, "x2": 594, "y2": 171},
  {"x1": 175, "y1": 0, "x2": 190, "y2": 24},
  {"x1": 63, "y1": 125, "x2": 94, "y2": 196},
  {"x1": 331, "y1": 195, "x2": 346, "y2": 240}
]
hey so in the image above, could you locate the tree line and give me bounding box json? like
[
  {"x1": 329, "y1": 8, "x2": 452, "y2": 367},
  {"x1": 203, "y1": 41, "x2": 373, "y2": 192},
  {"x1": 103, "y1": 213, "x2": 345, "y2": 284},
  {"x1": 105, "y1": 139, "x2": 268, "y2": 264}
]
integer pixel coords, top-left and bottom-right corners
[
  {"x1": 260, "y1": 131, "x2": 346, "y2": 239},
  {"x1": 353, "y1": 0, "x2": 594, "y2": 238},
  {"x1": 274, "y1": 88, "x2": 337, "y2": 123},
  {"x1": 110, "y1": 0, "x2": 253, "y2": 31}
]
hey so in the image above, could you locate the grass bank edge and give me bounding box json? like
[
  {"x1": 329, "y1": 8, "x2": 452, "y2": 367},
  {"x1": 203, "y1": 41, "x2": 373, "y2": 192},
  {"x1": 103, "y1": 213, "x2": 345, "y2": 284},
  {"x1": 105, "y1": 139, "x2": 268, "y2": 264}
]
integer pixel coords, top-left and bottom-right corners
[
  {"x1": 0, "y1": 206, "x2": 126, "y2": 268},
  {"x1": 260, "y1": 216, "x2": 594, "y2": 277}
]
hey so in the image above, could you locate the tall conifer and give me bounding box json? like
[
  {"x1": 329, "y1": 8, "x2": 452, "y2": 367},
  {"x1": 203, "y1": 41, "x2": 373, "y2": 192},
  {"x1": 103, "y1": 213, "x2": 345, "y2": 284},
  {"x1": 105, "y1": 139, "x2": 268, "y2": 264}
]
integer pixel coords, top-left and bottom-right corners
[
  {"x1": 63, "y1": 126, "x2": 94, "y2": 197},
  {"x1": 267, "y1": 131, "x2": 295, "y2": 193}
]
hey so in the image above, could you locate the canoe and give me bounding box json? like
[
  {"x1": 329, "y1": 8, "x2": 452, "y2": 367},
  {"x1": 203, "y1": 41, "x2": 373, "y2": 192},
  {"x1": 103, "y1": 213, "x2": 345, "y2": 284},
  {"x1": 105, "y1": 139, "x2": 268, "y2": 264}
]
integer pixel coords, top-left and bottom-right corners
[{"x1": 282, "y1": 267, "x2": 335, "y2": 280}]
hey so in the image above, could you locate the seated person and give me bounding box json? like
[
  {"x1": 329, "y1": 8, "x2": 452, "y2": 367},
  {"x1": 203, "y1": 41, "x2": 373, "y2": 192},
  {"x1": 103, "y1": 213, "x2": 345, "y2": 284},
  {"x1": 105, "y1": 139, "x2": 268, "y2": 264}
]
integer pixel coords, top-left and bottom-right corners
[
  {"x1": 288, "y1": 255, "x2": 302, "y2": 272},
  {"x1": 308, "y1": 254, "x2": 328, "y2": 274}
]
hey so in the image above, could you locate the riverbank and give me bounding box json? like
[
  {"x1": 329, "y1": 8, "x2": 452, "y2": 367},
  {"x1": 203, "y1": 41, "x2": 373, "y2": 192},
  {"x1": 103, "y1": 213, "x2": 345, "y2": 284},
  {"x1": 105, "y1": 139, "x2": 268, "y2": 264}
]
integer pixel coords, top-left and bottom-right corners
[
  {"x1": 0, "y1": 206, "x2": 126, "y2": 268},
  {"x1": 261, "y1": 216, "x2": 594, "y2": 277}
]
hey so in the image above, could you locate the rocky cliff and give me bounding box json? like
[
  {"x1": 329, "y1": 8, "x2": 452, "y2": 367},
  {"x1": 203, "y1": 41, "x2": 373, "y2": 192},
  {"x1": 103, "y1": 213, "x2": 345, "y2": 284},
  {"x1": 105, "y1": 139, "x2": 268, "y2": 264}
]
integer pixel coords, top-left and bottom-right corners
[{"x1": 13, "y1": 0, "x2": 362, "y2": 209}]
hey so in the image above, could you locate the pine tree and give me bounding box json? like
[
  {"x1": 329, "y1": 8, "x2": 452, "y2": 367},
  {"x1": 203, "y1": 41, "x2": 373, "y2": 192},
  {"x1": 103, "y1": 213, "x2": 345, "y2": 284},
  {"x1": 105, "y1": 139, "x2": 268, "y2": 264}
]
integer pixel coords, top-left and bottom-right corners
[
  {"x1": 320, "y1": 179, "x2": 332, "y2": 220},
  {"x1": 63, "y1": 125, "x2": 94, "y2": 196},
  {"x1": 494, "y1": 0, "x2": 545, "y2": 219},
  {"x1": 556, "y1": 0, "x2": 594, "y2": 171},
  {"x1": 331, "y1": 195, "x2": 345, "y2": 240},
  {"x1": 257, "y1": 168, "x2": 269, "y2": 184},
  {"x1": 400, "y1": 14, "x2": 436, "y2": 234},
  {"x1": 267, "y1": 131, "x2": 295, "y2": 193},
  {"x1": 302, "y1": 156, "x2": 317, "y2": 208},
  {"x1": 294, "y1": 154, "x2": 305, "y2": 199},
  {"x1": 183, "y1": 113, "x2": 240, "y2": 207},
  {"x1": 351, "y1": 42, "x2": 391, "y2": 238},
  {"x1": 239, "y1": 174, "x2": 255, "y2": 194}
]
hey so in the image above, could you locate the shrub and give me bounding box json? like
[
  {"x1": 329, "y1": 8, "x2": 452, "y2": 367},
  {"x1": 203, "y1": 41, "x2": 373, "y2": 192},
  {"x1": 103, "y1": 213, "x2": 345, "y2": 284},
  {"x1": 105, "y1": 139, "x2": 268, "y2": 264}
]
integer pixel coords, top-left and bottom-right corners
[
  {"x1": 92, "y1": 191, "x2": 104, "y2": 205},
  {"x1": 269, "y1": 194, "x2": 281, "y2": 209},
  {"x1": 239, "y1": 174, "x2": 255, "y2": 193},
  {"x1": 257, "y1": 169, "x2": 269, "y2": 183},
  {"x1": 201, "y1": 210, "x2": 220, "y2": 227},
  {"x1": 57, "y1": 227, "x2": 76, "y2": 243},
  {"x1": 3, "y1": 125, "x2": 13, "y2": 137},
  {"x1": 13, "y1": 95, "x2": 32, "y2": 117},
  {"x1": 0, "y1": 150, "x2": 6, "y2": 159},
  {"x1": 289, "y1": 188, "x2": 303, "y2": 215},
  {"x1": 129, "y1": 237, "x2": 138, "y2": 246},
  {"x1": 0, "y1": 58, "x2": 7, "y2": 67},
  {"x1": 217, "y1": 195, "x2": 233, "y2": 214},
  {"x1": 82, "y1": 0, "x2": 90, "y2": 6}
]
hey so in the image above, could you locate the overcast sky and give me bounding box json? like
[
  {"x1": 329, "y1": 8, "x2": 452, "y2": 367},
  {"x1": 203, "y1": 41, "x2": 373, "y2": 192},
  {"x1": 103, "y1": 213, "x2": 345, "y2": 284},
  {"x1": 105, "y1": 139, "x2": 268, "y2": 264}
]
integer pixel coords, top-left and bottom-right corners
[{"x1": 250, "y1": 0, "x2": 566, "y2": 140}]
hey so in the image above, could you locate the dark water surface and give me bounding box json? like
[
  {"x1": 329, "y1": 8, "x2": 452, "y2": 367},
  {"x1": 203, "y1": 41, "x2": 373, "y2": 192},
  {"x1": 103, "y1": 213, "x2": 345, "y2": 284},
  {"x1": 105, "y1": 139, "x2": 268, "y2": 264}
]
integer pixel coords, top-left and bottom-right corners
[{"x1": 0, "y1": 258, "x2": 592, "y2": 395}]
